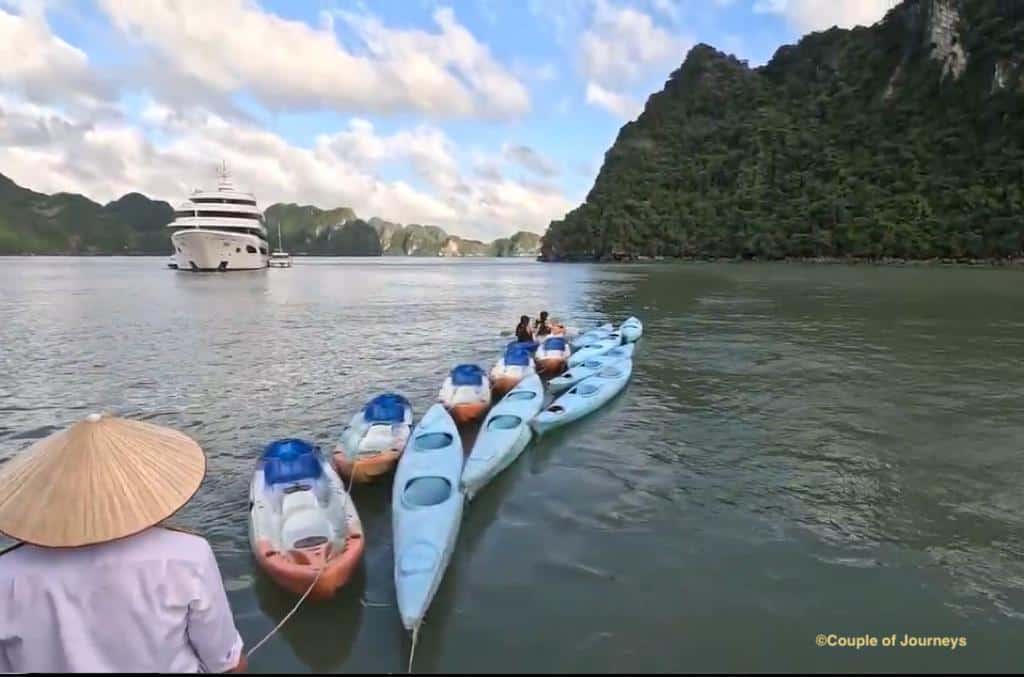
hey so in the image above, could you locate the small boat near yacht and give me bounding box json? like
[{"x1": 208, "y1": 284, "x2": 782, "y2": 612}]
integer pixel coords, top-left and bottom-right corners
[
  {"x1": 268, "y1": 220, "x2": 292, "y2": 268},
  {"x1": 268, "y1": 251, "x2": 292, "y2": 268}
]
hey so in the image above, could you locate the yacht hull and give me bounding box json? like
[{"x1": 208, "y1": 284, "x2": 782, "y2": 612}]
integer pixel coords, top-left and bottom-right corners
[{"x1": 171, "y1": 229, "x2": 268, "y2": 271}]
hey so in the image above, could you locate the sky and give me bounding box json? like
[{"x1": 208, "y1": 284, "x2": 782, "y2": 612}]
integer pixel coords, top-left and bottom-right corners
[{"x1": 0, "y1": 0, "x2": 895, "y2": 240}]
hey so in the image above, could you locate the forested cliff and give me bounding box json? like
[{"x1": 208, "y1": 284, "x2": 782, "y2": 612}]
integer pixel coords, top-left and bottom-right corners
[{"x1": 542, "y1": 0, "x2": 1024, "y2": 261}]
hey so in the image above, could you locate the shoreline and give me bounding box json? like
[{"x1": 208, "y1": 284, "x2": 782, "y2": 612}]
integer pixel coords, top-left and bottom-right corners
[
  {"x1": 0, "y1": 253, "x2": 541, "y2": 259},
  {"x1": 537, "y1": 255, "x2": 1024, "y2": 267}
]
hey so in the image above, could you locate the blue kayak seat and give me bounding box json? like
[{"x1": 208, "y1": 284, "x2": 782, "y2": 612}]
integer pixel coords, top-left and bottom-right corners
[
  {"x1": 364, "y1": 392, "x2": 409, "y2": 423},
  {"x1": 403, "y1": 477, "x2": 453, "y2": 508},
  {"x1": 505, "y1": 390, "x2": 537, "y2": 401},
  {"x1": 451, "y1": 364, "x2": 485, "y2": 386},
  {"x1": 263, "y1": 438, "x2": 323, "y2": 485},
  {"x1": 504, "y1": 346, "x2": 531, "y2": 366},
  {"x1": 507, "y1": 340, "x2": 539, "y2": 353},
  {"x1": 543, "y1": 337, "x2": 567, "y2": 351},
  {"x1": 487, "y1": 414, "x2": 523, "y2": 431},
  {"x1": 414, "y1": 432, "x2": 454, "y2": 451}
]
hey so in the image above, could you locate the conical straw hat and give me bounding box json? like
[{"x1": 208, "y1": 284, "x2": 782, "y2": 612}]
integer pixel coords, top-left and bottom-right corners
[{"x1": 0, "y1": 413, "x2": 206, "y2": 548}]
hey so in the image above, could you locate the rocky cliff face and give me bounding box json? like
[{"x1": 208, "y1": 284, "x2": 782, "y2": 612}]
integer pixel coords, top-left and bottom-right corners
[{"x1": 542, "y1": 0, "x2": 1024, "y2": 262}]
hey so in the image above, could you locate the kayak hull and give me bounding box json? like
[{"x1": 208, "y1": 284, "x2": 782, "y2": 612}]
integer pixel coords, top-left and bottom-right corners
[
  {"x1": 333, "y1": 449, "x2": 401, "y2": 483},
  {"x1": 392, "y1": 404, "x2": 465, "y2": 630},
  {"x1": 253, "y1": 534, "x2": 364, "y2": 600},
  {"x1": 449, "y1": 401, "x2": 489, "y2": 425},
  {"x1": 536, "y1": 356, "x2": 567, "y2": 374},
  {"x1": 490, "y1": 357, "x2": 535, "y2": 398},
  {"x1": 568, "y1": 335, "x2": 621, "y2": 367},
  {"x1": 548, "y1": 346, "x2": 632, "y2": 394},
  {"x1": 462, "y1": 374, "x2": 544, "y2": 500},
  {"x1": 532, "y1": 360, "x2": 634, "y2": 435}
]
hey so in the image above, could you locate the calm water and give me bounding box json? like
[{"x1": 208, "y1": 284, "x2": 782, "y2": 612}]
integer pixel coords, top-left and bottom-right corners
[{"x1": 2, "y1": 257, "x2": 1024, "y2": 672}]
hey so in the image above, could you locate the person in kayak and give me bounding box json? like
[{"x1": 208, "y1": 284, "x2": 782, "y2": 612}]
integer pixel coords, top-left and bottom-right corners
[
  {"x1": 534, "y1": 311, "x2": 551, "y2": 337},
  {"x1": 515, "y1": 315, "x2": 533, "y2": 343},
  {"x1": 0, "y1": 414, "x2": 246, "y2": 674}
]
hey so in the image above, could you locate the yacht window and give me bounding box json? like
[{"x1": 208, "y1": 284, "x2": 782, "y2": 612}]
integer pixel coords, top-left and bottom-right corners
[
  {"x1": 246, "y1": 245, "x2": 258, "y2": 254},
  {"x1": 194, "y1": 210, "x2": 260, "y2": 219},
  {"x1": 236, "y1": 248, "x2": 241, "y2": 253},
  {"x1": 192, "y1": 198, "x2": 257, "y2": 206},
  {"x1": 259, "y1": 247, "x2": 268, "y2": 255},
  {"x1": 174, "y1": 210, "x2": 196, "y2": 218}
]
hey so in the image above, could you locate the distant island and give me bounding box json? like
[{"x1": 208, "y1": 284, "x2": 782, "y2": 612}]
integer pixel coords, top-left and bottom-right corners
[
  {"x1": 541, "y1": 0, "x2": 1024, "y2": 263},
  {"x1": 0, "y1": 172, "x2": 540, "y2": 258}
]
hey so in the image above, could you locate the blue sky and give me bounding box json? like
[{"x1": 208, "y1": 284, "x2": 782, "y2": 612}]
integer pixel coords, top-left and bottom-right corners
[{"x1": 0, "y1": 0, "x2": 891, "y2": 239}]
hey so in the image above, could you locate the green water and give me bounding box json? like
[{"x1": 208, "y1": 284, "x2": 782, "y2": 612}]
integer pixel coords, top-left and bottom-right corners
[{"x1": 1, "y1": 258, "x2": 1022, "y2": 672}]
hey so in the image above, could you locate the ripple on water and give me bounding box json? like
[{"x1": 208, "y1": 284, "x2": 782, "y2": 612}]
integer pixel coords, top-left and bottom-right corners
[{"x1": 4, "y1": 259, "x2": 1024, "y2": 671}]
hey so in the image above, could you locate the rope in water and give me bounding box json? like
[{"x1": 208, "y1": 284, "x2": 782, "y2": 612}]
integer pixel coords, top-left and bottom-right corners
[
  {"x1": 408, "y1": 624, "x2": 421, "y2": 674},
  {"x1": 245, "y1": 562, "x2": 326, "y2": 658}
]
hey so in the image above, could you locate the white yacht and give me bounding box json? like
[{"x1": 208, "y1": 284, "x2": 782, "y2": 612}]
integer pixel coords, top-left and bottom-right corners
[{"x1": 168, "y1": 163, "x2": 269, "y2": 271}]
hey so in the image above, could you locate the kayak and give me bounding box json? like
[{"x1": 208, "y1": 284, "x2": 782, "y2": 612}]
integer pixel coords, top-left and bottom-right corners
[
  {"x1": 534, "y1": 336, "x2": 571, "y2": 374},
  {"x1": 531, "y1": 359, "x2": 634, "y2": 435},
  {"x1": 620, "y1": 317, "x2": 643, "y2": 343},
  {"x1": 439, "y1": 364, "x2": 492, "y2": 424},
  {"x1": 571, "y1": 323, "x2": 613, "y2": 350},
  {"x1": 462, "y1": 374, "x2": 544, "y2": 500},
  {"x1": 490, "y1": 345, "x2": 536, "y2": 397},
  {"x1": 392, "y1": 404, "x2": 465, "y2": 633},
  {"x1": 568, "y1": 334, "x2": 622, "y2": 367},
  {"x1": 548, "y1": 343, "x2": 634, "y2": 394},
  {"x1": 333, "y1": 393, "x2": 412, "y2": 483},
  {"x1": 249, "y1": 439, "x2": 364, "y2": 600}
]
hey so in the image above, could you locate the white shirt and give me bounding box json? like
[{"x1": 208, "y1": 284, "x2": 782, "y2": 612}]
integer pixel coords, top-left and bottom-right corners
[{"x1": 0, "y1": 527, "x2": 244, "y2": 673}]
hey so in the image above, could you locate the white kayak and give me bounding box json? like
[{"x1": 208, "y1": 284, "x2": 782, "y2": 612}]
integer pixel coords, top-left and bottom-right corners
[
  {"x1": 531, "y1": 359, "x2": 634, "y2": 435},
  {"x1": 534, "y1": 336, "x2": 572, "y2": 374},
  {"x1": 392, "y1": 404, "x2": 465, "y2": 633},
  {"x1": 620, "y1": 317, "x2": 643, "y2": 343},
  {"x1": 568, "y1": 334, "x2": 622, "y2": 367},
  {"x1": 249, "y1": 439, "x2": 364, "y2": 600},
  {"x1": 333, "y1": 393, "x2": 412, "y2": 483},
  {"x1": 439, "y1": 364, "x2": 491, "y2": 424},
  {"x1": 462, "y1": 374, "x2": 544, "y2": 500},
  {"x1": 490, "y1": 345, "x2": 536, "y2": 396},
  {"x1": 548, "y1": 343, "x2": 635, "y2": 394}
]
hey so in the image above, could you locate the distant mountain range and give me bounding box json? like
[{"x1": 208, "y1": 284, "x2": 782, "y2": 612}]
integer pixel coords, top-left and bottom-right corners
[{"x1": 0, "y1": 172, "x2": 540, "y2": 257}]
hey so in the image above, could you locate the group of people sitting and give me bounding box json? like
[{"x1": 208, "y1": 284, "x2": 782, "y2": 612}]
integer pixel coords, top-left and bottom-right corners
[{"x1": 515, "y1": 311, "x2": 563, "y2": 343}]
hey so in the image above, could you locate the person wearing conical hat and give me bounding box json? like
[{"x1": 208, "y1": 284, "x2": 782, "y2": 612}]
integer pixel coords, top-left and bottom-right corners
[{"x1": 0, "y1": 414, "x2": 247, "y2": 673}]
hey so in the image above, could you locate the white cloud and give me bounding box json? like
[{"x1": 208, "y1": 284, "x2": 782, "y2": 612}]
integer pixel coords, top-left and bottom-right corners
[
  {"x1": 578, "y1": 0, "x2": 690, "y2": 119},
  {"x1": 755, "y1": 0, "x2": 891, "y2": 31},
  {"x1": 585, "y1": 82, "x2": 642, "y2": 120},
  {"x1": 98, "y1": 0, "x2": 530, "y2": 120},
  {"x1": 650, "y1": 0, "x2": 680, "y2": 22},
  {"x1": 580, "y1": 0, "x2": 687, "y2": 88},
  {"x1": 0, "y1": 6, "x2": 113, "y2": 107},
  {"x1": 0, "y1": 97, "x2": 571, "y2": 239}
]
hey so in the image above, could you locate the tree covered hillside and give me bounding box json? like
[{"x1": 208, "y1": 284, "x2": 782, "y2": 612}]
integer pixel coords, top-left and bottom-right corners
[{"x1": 543, "y1": 0, "x2": 1024, "y2": 261}]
